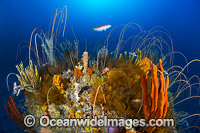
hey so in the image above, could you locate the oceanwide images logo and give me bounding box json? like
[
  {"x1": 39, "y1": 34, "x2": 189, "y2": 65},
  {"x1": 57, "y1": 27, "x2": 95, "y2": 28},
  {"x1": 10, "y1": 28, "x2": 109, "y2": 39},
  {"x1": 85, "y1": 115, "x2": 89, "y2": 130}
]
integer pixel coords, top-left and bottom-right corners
[
  {"x1": 24, "y1": 115, "x2": 175, "y2": 129},
  {"x1": 39, "y1": 116, "x2": 146, "y2": 129}
]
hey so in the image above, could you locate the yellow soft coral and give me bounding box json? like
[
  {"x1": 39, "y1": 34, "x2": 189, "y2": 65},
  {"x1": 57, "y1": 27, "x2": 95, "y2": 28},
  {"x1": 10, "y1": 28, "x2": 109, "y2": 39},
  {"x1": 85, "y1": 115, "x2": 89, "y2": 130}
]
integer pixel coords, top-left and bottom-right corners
[
  {"x1": 53, "y1": 75, "x2": 65, "y2": 94},
  {"x1": 42, "y1": 104, "x2": 47, "y2": 112}
]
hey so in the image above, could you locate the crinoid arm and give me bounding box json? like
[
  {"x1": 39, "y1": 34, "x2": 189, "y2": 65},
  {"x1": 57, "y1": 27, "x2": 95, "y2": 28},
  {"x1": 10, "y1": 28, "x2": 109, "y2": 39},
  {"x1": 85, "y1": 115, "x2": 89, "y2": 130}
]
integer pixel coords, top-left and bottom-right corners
[{"x1": 15, "y1": 60, "x2": 41, "y2": 95}]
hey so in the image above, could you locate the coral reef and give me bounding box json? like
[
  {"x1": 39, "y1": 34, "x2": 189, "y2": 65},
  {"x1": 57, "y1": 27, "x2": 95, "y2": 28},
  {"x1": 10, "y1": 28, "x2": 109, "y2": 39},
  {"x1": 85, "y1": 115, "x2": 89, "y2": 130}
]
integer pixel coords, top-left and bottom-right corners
[
  {"x1": 7, "y1": 45, "x2": 180, "y2": 133},
  {"x1": 6, "y1": 8, "x2": 196, "y2": 132}
]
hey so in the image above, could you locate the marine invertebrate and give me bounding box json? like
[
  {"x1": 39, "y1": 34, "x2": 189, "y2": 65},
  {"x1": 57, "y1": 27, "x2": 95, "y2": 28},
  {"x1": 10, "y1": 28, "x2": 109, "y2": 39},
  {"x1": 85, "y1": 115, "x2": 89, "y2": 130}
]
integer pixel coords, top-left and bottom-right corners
[
  {"x1": 73, "y1": 67, "x2": 83, "y2": 78},
  {"x1": 40, "y1": 127, "x2": 51, "y2": 133},
  {"x1": 4, "y1": 96, "x2": 27, "y2": 130},
  {"x1": 87, "y1": 68, "x2": 93, "y2": 76},
  {"x1": 102, "y1": 67, "x2": 109, "y2": 75},
  {"x1": 144, "y1": 49, "x2": 167, "y2": 66},
  {"x1": 116, "y1": 49, "x2": 141, "y2": 65},
  {"x1": 5, "y1": 5, "x2": 200, "y2": 132},
  {"x1": 97, "y1": 46, "x2": 108, "y2": 70},
  {"x1": 100, "y1": 59, "x2": 144, "y2": 118},
  {"x1": 82, "y1": 51, "x2": 88, "y2": 74},
  {"x1": 53, "y1": 74, "x2": 65, "y2": 94},
  {"x1": 133, "y1": 49, "x2": 142, "y2": 65},
  {"x1": 15, "y1": 60, "x2": 41, "y2": 96},
  {"x1": 60, "y1": 39, "x2": 79, "y2": 69},
  {"x1": 41, "y1": 36, "x2": 56, "y2": 65},
  {"x1": 139, "y1": 57, "x2": 152, "y2": 73},
  {"x1": 141, "y1": 59, "x2": 169, "y2": 132},
  {"x1": 28, "y1": 6, "x2": 67, "y2": 67}
]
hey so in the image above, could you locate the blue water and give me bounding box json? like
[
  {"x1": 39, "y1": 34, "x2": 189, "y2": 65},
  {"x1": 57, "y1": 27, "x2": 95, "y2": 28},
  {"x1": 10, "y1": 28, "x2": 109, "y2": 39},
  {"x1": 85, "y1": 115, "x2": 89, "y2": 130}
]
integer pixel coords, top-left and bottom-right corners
[{"x1": 0, "y1": 0, "x2": 200, "y2": 132}]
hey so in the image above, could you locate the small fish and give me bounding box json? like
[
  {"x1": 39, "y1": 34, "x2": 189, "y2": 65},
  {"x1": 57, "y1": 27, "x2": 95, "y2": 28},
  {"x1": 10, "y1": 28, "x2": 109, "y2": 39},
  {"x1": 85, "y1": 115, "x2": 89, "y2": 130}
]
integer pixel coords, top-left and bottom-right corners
[
  {"x1": 186, "y1": 120, "x2": 189, "y2": 127},
  {"x1": 13, "y1": 82, "x2": 17, "y2": 95},
  {"x1": 102, "y1": 67, "x2": 110, "y2": 75},
  {"x1": 42, "y1": 63, "x2": 49, "y2": 67},
  {"x1": 133, "y1": 99, "x2": 141, "y2": 103},
  {"x1": 164, "y1": 70, "x2": 168, "y2": 75},
  {"x1": 110, "y1": 50, "x2": 116, "y2": 55},
  {"x1": 93, "y1": 24, "x2": 111, "y2": 31},
  {"x1": 129, "y1": 52, "x2": 137, "y2": 57}
]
